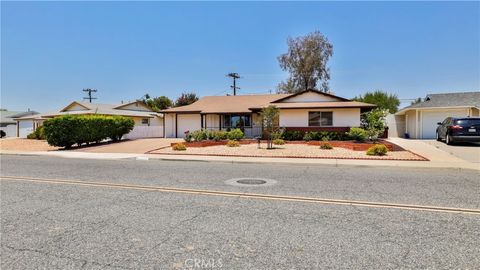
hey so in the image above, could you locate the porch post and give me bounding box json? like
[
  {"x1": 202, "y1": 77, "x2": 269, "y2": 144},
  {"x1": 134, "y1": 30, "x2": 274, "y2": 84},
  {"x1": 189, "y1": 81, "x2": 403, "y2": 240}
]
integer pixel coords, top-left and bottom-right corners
[
  {"x1": 162, "y1": 115, "x2": 166, "y2": 138},
  {"x1": 175, "y1": 113, "x2": 178, "y2": 138},
  {"x1": 219, "y1": 115, "x2": 222, "y2": 130}
]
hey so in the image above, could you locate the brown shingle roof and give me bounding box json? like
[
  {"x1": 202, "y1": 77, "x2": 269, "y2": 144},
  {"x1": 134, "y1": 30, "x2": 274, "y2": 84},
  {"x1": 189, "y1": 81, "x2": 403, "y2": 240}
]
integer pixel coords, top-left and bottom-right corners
[
  {"x1": 162, "y1": 92, "x2": 376, "y2": 113},
  {"x1": 162, "y1": 94, "x2": 290, "y2": 114}
]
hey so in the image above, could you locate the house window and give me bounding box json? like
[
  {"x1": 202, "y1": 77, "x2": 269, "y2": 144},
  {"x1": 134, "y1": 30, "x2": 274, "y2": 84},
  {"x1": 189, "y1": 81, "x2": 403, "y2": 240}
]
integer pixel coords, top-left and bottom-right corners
[
  {"x1": 141, "y1": 118, "x2": 150, "y2": 125},
  {"x1": 308, "y1": 112, "x2": 333, "y2": 126},
  {"x1": 223, "y1": 114, "x2": 251, "y2": 128}
]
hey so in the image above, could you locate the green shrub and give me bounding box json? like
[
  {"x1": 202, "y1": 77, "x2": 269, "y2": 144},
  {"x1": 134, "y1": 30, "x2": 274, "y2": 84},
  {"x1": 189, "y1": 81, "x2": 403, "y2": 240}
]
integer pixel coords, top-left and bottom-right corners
[
  {"x1": 27, "y1": 126, "x2": 45, "y2": 140},
  {"x1": 322, "y1": 136, "x2": 330, "y2": 142},
  {"x1": 172, "y1": 142, "x2": 187, "y2": 151},
  {"x1": 212, "y1": 130, "x2": 228, "y2": 141},
  {"x1": 271, "y1": 131, "x2": 283, "y2": 140},
  {"x1": 226, "y1": 140, "x2": 240, "y2": 147},
  {"x1": 43, "y1": 115, "x2": 134, "y2": 148},
  {"x1": 366, "y1": 144, "x2": 388, "y2": 156},
  {"x1": 303, "y1": 132, "x2": 313, "y2": 141},
  {"x1": 282, "y1": 130, "x2": 304, "y2": 141},
  {"x1": 191, "y1": 129, "x2": 208, "y2": 142},
  {"x1": 346, "y1": 127, "x2": 368, "y2": 142},
  {"x1": 273, "y1": 138, "x2": 285, "y2": 145},
  {"x1": 320, "y1": 142, "x2": 333, "y2": 149},
  {"x1": 227, "y1": 128, "x2": 244, "y2": 140}
]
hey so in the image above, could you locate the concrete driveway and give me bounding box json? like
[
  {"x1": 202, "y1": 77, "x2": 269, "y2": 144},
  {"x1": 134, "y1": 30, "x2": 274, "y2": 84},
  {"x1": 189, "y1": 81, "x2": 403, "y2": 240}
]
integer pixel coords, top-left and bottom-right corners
[{"x1": 424, "y1": 140, "x2": 480, "y2": 163}]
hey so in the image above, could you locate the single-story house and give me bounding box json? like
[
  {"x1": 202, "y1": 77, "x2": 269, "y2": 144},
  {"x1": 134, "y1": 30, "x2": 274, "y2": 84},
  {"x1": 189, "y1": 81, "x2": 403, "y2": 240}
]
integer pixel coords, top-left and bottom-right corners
[
  {"x1": 395, "y1": 91, "x2": 480, "y2": 139},
  {"x1": 161, "y1": 89, "x2": 376, "y2": 138},
  {"x1": 0, "y1": 110, "x2": 39, "y2": 137},
  {"x1": 14, "y1": 101, "x2": 164, "y2": 139}
]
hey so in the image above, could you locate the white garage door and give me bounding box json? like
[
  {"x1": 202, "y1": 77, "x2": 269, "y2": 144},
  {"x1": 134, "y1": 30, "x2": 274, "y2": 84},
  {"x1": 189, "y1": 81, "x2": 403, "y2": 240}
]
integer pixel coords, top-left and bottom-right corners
[
  {"x1": 177, "y1": 114, "x2": 201, "y2": 138},
  {"x1": 18, "y1": 120, "x2": 34, "y2": 138},
  {"x1": 421, "y1": 109, "x2": 468, "y2": 139}
]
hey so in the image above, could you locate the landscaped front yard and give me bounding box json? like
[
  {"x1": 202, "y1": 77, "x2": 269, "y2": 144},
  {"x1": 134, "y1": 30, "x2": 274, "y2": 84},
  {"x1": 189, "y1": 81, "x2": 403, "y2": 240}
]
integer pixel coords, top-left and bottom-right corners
[{"x1": 151, "y1": 142, "x2": 427, "y2": 161}]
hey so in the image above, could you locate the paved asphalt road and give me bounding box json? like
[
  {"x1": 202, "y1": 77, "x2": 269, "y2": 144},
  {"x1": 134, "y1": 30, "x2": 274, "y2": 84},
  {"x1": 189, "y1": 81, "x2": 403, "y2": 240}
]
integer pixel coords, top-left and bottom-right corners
[{"x1": 1, "y1": 155, "x2": 479, "y2": 269}]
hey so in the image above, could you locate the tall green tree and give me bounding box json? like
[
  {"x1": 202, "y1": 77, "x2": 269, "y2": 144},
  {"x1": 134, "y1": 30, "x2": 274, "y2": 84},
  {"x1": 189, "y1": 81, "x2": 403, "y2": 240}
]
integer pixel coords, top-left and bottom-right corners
[
  {"x1": 174, "y1": 92, "x2": 199, "y2": 107},
  {"x1": 140, "y1": 94, "x2": 173, "y2": 112},
  {"x1": 277, "y1": 30, "x2": 333, "y2": 93},
  {"x1": 353, "y1": 90, "x2": 400, "y2": 113}
]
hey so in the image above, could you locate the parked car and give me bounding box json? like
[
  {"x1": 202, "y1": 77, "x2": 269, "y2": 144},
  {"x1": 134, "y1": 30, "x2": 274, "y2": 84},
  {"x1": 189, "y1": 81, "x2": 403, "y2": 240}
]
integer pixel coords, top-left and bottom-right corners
[{"x1": 436, "y1": 117, "x2": 480, "y2": 145}]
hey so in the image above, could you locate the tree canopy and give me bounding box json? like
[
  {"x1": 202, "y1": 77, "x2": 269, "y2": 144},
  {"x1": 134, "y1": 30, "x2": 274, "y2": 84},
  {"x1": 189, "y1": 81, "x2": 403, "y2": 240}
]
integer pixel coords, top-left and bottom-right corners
[
  {"x1": 140, "y1": 94, "x2": 173, "y2": 112},
  {"x1": 411, "y1": 97, "x2": 423, "y2": 105},
  {"x1": 353, "y1": 90, "x2": 400, "y2": 113},
  {"x1": 174, "y1": 92, "x2": 199, "y2": 107},
  {"x1": 277, "y1": 31, "x2": 333, "y2": 93}
]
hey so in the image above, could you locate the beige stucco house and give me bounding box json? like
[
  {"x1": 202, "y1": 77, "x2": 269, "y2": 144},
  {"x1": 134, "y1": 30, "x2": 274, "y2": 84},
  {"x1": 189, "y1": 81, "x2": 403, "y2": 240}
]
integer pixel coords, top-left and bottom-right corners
[
  {"x1": 14, "y1": 101, "x2": 164, "y2": 139},
  {"x1": 161, "y1": 89, "x2": 376, "y2": 138},
  {"x1": 394, "y1": 92, "x2": 480, "y2": 139}
]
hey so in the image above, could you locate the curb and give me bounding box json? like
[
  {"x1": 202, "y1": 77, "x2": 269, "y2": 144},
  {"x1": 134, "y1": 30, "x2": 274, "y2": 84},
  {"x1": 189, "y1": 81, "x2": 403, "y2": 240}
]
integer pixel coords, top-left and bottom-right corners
[{"x1": 1, "y1": 150, "x2": 478, "y2": 171}]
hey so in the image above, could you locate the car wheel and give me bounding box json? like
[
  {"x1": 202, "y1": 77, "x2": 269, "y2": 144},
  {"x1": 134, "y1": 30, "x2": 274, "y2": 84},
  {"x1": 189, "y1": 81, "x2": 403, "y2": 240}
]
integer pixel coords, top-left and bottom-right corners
[
  {"x1": 436, "y1": 131, "x2": 441, "y2": 141},
  {"x1": 446, "y1": 134, "x2": 452, "y2": 145}
]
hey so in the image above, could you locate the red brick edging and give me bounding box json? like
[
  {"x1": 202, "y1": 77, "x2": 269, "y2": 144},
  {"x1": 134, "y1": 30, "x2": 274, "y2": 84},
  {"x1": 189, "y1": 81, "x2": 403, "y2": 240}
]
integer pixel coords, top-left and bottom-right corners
[{"x1": 148, "y1": 151, "x2": 428, "y2": 161}]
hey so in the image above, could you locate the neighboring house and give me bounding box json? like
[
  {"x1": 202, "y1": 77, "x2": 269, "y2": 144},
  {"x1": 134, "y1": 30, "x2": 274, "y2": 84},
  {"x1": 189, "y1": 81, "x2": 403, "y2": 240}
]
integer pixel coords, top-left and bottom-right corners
[
  {"x1": 0, "y1": 110, "x2": 39, "y2": 137},
  {"x1": 161, "y1": 89, "x2": 376, "y2": 138},
  {"x1": 395, "y1": 91, "x2": 480, "y2": 139},
  {"x1": 14, "y1": 101, "x2": 164, "y2": 139}
]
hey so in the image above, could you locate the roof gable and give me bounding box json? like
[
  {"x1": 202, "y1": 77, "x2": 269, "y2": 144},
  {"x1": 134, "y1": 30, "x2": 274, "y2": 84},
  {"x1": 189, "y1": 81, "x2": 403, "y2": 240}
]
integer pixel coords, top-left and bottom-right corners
[
  {"x1": 271, "y1": 89, "x2": 350, "y2": 103},
  {"x1": 60, "y1": 101, "x2": 91, "y2": 112},
  {"x1": 113, "y1": 101, "x2": 154, "y2": 112}
]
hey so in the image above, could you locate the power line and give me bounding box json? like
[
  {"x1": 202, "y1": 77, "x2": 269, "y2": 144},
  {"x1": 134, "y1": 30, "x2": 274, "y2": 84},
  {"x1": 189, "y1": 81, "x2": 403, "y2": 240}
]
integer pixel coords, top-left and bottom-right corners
[{"x1": 83, "y1": 88, "x2": 97, "y2": 103}]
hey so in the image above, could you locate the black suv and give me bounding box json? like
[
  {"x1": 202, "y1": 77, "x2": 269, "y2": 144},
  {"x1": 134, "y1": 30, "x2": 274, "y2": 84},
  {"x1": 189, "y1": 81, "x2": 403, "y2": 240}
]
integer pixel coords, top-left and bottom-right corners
[{"x1": 436, "y1": 117, "x2": 480, "y2": 145}]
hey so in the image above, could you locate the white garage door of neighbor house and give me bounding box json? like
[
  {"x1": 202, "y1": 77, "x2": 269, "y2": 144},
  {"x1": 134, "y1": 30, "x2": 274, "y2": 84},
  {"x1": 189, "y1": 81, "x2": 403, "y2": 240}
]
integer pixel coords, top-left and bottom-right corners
[
  {"x1": 18, "y1": 121, "x2": 34, "y2": 138},
  {"x1": 177, "y1": 114, "x2": 201, "y2": 137},
  {"x1": 421, "y1": 110, "x2": 467, "y2": 139}
]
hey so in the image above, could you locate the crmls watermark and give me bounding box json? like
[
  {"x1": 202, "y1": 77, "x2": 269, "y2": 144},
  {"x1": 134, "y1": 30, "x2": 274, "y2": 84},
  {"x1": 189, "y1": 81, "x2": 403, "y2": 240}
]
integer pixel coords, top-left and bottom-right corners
[{"x1": 183, "y1": 258, "x2": 223, "y2": 269}]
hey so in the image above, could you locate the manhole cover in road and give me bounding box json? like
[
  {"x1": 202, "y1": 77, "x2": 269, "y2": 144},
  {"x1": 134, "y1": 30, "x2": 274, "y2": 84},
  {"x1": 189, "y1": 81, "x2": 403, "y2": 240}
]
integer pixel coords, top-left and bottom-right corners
[{"x1": 225, "y1": 178, "x2": 277, "y2": 187}]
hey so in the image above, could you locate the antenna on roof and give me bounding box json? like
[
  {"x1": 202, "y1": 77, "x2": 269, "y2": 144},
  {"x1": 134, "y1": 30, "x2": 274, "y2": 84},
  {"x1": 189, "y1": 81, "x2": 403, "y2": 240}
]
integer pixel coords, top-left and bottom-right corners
[
  {"x1": 226, "y1": 73, "x2": 241, "y2": 96},
  {"x1": 83, "y1": 88, "x2": 97, "y2": 103}
]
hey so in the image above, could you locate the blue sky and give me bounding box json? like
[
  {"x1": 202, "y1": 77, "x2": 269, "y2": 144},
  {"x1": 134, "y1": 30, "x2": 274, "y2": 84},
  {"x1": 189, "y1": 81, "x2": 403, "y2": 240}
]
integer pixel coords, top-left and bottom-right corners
[{"x1": 2, "y1": 1, "x2": 479, "y2": 112}]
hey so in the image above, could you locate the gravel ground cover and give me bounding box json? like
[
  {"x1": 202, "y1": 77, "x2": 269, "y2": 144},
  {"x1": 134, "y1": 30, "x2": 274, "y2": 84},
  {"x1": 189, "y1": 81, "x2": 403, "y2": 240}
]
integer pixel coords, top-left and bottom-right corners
[
  {"x1": 153, "y1": 143, "x2": 427, "y2": 160},
  {"x1": 0, "y1": 139, "x2": 59, "y2": 151}
]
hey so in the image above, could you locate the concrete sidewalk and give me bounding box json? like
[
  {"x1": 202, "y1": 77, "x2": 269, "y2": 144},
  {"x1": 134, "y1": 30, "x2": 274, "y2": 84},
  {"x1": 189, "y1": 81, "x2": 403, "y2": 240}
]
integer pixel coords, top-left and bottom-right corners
[{"x1": 2, "y1": 149, "x2": 479, "y2": 171}]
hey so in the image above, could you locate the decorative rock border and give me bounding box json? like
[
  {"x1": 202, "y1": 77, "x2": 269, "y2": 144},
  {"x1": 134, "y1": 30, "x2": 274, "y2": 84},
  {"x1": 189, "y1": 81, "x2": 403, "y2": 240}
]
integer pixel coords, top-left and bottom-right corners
[{"x1": 172, "y1": 139, "x2": 402, "y2": 151}]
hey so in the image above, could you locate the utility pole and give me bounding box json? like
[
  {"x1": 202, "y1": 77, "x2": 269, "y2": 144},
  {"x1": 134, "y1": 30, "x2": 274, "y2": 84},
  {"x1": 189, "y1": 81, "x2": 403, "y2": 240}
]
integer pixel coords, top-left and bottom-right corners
[
  {"x1": 83, "y1": 88, "x2": 97, "y2": 103},
  {"x1": 226, "y1": 73, "x2": 241, "y2": 96}
]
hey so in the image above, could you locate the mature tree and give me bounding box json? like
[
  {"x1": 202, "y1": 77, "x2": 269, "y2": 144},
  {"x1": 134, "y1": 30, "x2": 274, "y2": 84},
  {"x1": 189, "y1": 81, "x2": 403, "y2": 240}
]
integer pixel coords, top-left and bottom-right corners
[
  {"x1": 277, "y1": 31, "x2": 333, "y2": 93},
  {"x1": 411, "y1": 97, "x2": 423, "y2": 105},
  {"x1": 260, "y1": 105, "x2": 280, "y2": 149},
  {"x1": 139, "y1": 94, "x2": 173, "y2": 112},
  {"x1": 353, "y1": 90, "x2": 400, "y2": 114},
  {"x1": 174, "y1": 92, "x2": 199, "y2": 107}
]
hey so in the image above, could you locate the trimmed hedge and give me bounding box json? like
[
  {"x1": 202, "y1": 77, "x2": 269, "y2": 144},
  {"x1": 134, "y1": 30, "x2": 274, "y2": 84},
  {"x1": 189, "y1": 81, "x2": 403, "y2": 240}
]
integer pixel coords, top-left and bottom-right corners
[
  {"x1": 282, "y1": 130, "x2": 348, "y2": 141},
  {"x1": 184, "y1": 129, "x2": 243, "y2": 142},
  {"x1": 43, "y1": 115, "x2": 134, "y2": 148}
]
